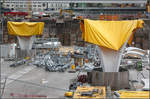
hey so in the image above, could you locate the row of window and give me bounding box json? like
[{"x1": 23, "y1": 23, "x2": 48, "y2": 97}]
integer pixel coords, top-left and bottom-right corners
[
  {"x1": 4, "y1": 2, "x2": 69, "y2": 6},
  {"x1": 4, "y1": 3, "x2": 69, "y2": 8},
  {"x1": 5, "y1": 4, "x2": 68, "y2": 8},
  {"x1": 5, "y1": 4, "x2": 42, "y2": 8}
]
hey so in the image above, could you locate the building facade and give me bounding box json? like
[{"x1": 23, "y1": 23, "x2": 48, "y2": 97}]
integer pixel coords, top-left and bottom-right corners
[
  {"x1": 2, "y1": 0, "x2": 70, "y2": 12},
  {"x1": 1, "y1": 0, "x2": 147, "y2": 12}
]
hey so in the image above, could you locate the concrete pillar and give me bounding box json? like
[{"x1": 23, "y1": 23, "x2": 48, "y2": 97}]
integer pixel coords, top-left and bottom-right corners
[{"x1": 144, "y1": 19, "x2": 150, "y2": 58}]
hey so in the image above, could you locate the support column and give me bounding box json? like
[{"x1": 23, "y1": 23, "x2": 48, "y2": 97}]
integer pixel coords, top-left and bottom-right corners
[{"x1": 96, "y1": 41, "x2": 127, "y2": 72}]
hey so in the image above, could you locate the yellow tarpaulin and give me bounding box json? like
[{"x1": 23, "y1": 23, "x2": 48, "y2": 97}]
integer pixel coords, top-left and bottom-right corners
[
  {"x1": 8, "y1": 21, "x2": 44, "y2": 36},
  {"x1": 81, "y1": 19, "x2": 144, "y2": 50}
]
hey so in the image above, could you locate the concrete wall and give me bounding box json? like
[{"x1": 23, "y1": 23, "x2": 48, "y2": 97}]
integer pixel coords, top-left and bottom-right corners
[{"x1": 144, "y1": 19, "x2": 150, "y2": 50}]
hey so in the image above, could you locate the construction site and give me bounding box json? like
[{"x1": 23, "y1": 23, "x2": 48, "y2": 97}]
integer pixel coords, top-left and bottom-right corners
[{"x1": 0, "y1": 0, "x2": 150, "y2": 98}]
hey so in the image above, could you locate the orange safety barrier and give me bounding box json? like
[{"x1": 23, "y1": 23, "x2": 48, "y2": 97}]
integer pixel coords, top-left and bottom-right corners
[{"x1": 100, "y1": 15, "x2": 119, "y2": 20}]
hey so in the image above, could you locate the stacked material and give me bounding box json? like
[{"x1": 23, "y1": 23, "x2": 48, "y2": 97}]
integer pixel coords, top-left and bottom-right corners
[
  {"x1": 33, "y1": 51, "x2": 72, "y2": 72},
  {"x1": 73, "y1": 86, "x2": 106, "y2": 98},
  {"x1": 33, "y1": 38, "x2": 62, "y2": 49},
  {"x1": 121, "y1": 47, "x2": 149, "y2": 67}
]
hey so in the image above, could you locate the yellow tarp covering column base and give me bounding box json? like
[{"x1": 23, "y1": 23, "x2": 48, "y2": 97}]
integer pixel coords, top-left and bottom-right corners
[
  {"x1": 8, "y1": 21, "x2": 44, "y2": 36},
  {"x1": 81, "y1": 19, "x2": 144, "y2": 50}
]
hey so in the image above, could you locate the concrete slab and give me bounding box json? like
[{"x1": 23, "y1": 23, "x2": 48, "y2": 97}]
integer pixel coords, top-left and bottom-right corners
[{"x1": 1, "y1": 61, "x2": 78, "y2": 98}]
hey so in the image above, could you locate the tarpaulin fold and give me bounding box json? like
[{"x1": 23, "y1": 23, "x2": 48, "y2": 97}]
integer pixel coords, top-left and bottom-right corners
[
  {"x1": 8, "y1": 21, "x2": 44, "y2": 36},
  {"x1": 81, "y1": 19, "x2": 144, "y2": 50}
]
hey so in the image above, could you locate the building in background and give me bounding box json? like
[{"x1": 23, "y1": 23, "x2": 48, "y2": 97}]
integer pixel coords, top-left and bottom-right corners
[
  {"x1": 68, "y1": 0, "x2": 148, "y2": 19},
  {"x1": 1, "y1": 0, "x2": 148, "y2": 12},
  {"x1": 2, "y1": 0, "x2": 70, "y2": 12}
]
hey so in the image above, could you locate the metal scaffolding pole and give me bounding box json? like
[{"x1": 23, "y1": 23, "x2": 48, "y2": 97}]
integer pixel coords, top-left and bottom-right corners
[
  {"x1": 0, "y1": 0, "x2": 4, "y2": 44},
  {"x1": 0, "y1": 18, "x2": 3, "y2": 44}
]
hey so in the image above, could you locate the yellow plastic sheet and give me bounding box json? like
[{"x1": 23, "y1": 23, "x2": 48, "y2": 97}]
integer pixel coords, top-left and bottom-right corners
[
  {"x1": 81, "y1": 19, "x2": 144, "y2": 50},
  {"x1": 8, "y1": 21, "x2": 44, "y2": 36},
  {"x1": 117, "y1": 91, "x2": 150, "y2": 98}
]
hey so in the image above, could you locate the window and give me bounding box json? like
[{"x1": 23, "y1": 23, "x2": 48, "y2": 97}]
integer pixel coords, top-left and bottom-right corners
[
  {"x1": 33, "y1": 5, "x2": 36, "y2": 7},
  {"x1": 43, "y1": 3, "x2": 45, "y2": 7},
  {"x1": 38, "y1": 5, "x2": 41, "y2": 7},
  {"x1": 24, "y1": 5, "x2": 26, "y2": 7},
  {"x1": 20, "y1": 5, "x2": 23, "y2": 7}
]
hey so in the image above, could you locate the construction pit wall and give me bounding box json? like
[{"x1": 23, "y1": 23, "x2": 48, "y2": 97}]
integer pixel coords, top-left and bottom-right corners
[{"x1": 1, "y1": 19, "x2": 150, "y2": 49}]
